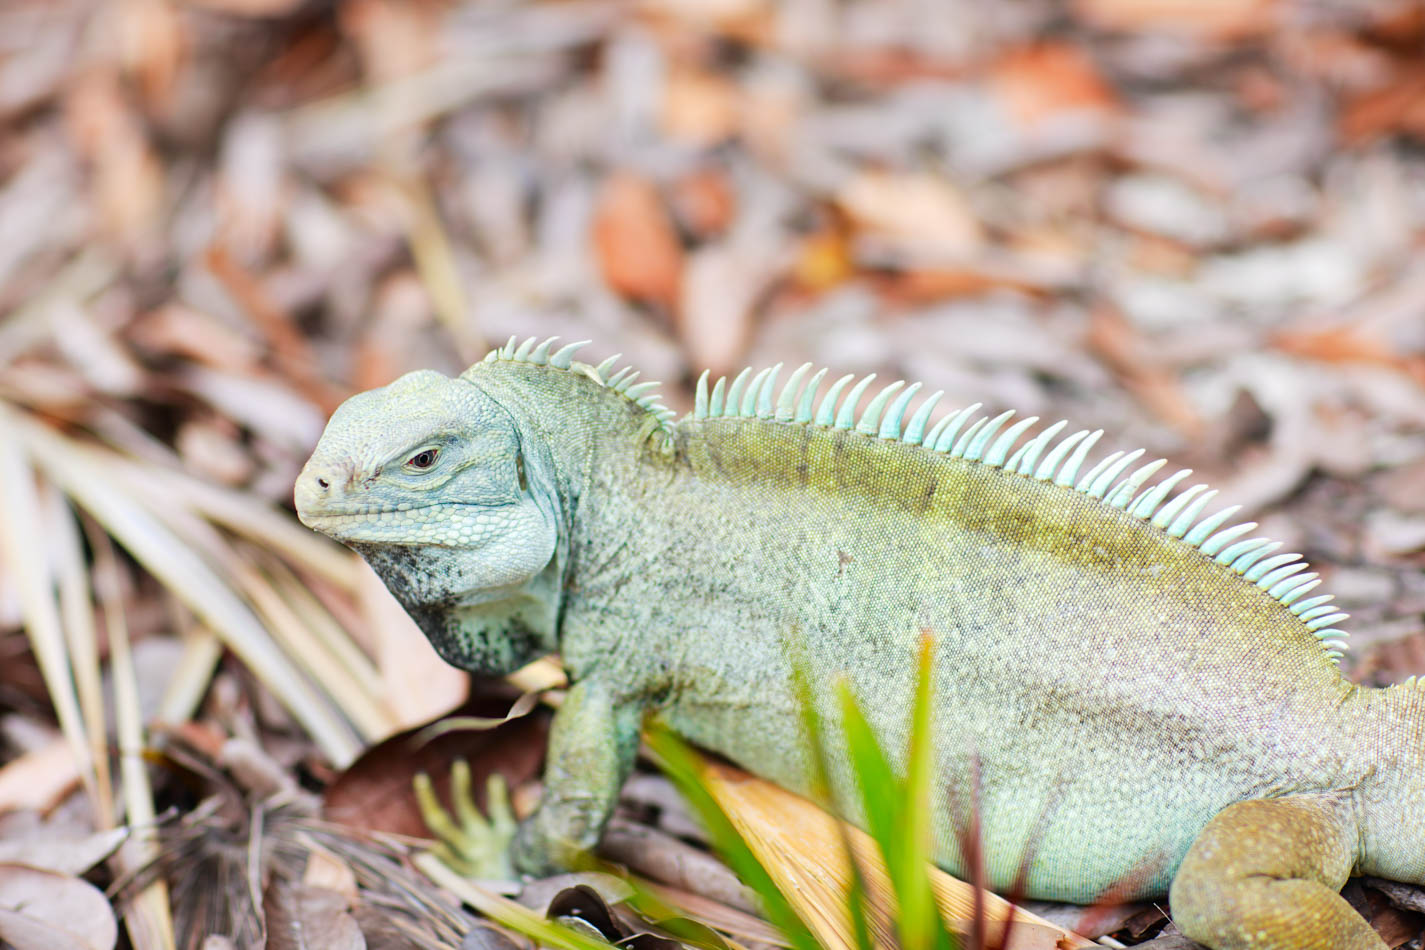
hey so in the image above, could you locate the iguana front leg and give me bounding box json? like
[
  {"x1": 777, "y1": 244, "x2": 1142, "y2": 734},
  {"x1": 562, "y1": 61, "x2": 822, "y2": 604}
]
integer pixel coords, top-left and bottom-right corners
[
  {"x1": 1169, "y1": 796, "x2": 1386, "y2": 950},
  {"x1": 511, "y1": 677, "x2": 645, "y2": 876}
]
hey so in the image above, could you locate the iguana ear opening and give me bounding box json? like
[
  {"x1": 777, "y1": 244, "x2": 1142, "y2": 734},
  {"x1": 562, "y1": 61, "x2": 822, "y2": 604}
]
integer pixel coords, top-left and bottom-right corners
[{"x1": 516, "y1": 449, "x2": 528, "y2": 493}]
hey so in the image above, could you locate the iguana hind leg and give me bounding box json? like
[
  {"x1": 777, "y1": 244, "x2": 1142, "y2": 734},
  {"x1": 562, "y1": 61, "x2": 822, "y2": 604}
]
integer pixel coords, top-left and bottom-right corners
[{"x1": 1169, "y1": 796, "x2": 1386, "y2": 950}]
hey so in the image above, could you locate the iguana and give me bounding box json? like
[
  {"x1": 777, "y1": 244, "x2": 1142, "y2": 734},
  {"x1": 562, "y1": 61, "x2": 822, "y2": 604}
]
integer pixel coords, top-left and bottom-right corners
[{"x1": 295, "y1": 336, "x2": 1424, "y2": 950}]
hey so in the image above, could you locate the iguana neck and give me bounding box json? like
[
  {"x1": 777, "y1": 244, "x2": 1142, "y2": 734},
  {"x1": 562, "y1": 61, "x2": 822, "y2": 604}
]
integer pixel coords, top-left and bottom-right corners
[
  {"x1": 1350, "y1": 680, "x2": 1425, "y2": 881},
  {"x1": 451, "y1": 359, "x2": 672, "y2": 663}
]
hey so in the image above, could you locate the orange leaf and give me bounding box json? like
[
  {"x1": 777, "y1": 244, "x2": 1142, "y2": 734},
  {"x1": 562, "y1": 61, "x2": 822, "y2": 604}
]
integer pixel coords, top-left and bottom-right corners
[
  {"x1": 988, "y1": 44, "x2": 1118, "y2": 126},
  {"x1": 593, "y1": 174, "x2": 685, "y2": 317},
  {"x1": 1074, "y1": 0, "x2": 1278, "y2": 39}
]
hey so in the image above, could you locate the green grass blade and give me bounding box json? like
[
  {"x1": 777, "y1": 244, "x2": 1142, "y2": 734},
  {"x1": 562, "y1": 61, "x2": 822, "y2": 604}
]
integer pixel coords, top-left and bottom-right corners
[
  {"x1": 837, "y1": 681, "x2": 903, "y2": 859},
  {"x1": 789, "y1": 653, "x2": 874, "y2": 950},
  {"x1": 645, "y1": 722, "x2": 821, "y2": 950},
  {"x1": 896, "y1": 636, "x2": 956, "y2": 950},
  {"x1": 840, "y1": 645, "x2": 958, "y2": 950}
]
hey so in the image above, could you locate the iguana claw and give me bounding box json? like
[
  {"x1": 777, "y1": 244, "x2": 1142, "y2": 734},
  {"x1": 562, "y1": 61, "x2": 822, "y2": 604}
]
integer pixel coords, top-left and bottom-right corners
[{"x1": 414, "y1": 759, "x2": 518, "y2": 881}]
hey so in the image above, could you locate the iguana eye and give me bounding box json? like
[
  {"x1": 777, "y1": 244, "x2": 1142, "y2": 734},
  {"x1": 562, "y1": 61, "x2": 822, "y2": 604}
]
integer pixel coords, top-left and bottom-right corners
[{"x1": 406, "y1": 448, "x2": 439, "y2": 470}]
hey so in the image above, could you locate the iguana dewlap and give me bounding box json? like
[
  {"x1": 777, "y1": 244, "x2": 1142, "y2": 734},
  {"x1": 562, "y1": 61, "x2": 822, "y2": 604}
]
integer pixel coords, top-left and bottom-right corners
[{"x1": 295, "y1": 337, "x2": 1424, "y2": 950}]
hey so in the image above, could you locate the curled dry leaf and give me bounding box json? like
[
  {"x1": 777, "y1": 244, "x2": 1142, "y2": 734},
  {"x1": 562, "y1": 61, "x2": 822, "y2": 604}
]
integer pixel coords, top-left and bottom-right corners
[{"x1": 0, "y1": 864, "x2": 117, "y2": 950}]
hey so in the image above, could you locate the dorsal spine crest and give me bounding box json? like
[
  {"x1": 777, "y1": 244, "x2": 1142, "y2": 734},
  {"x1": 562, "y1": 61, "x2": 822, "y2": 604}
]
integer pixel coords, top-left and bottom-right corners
[{"x1": 690, "y1": 357, "x2": 1351, "y2": 661}]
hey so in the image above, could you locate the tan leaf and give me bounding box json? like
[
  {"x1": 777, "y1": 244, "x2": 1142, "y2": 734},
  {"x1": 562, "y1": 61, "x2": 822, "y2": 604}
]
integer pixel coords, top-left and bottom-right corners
[
  {"x1": 662, "y1": 67, "x2": 740, "y2": 146},
  {"x1": 695, "y1": 760, "x2": 1096, "y2": 950},
  {"x1": 63, "y1": 71, "x2": 163, "y2": 244},
  {"x1": 837, "y1": 171, "x2": 982, "y2": 257},
  {"x1": 358, "y1": 562, "x2": 466, "y2": 729},
  {"x1": 1074, "y1": 0, "x2": 1278, "y2": 39},
  {"x1": 0, "y1": 865, "x2": 117, "y2": 950},
  {"x1": 0, "y1": 738, "x2": 81, "y2": 814},
  {"x1": 988, "y1": 44, "x2": 1118, "y2": 126},
  {"x1": 177, "y1": 0, "x2": 305, "y2": 16}
]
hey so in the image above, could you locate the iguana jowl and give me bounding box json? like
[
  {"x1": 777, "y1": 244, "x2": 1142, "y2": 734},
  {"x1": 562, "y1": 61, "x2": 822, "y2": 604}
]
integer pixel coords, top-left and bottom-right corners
[{"x1": 295, "y1": 336, "x2": 1424, "y2": 950}]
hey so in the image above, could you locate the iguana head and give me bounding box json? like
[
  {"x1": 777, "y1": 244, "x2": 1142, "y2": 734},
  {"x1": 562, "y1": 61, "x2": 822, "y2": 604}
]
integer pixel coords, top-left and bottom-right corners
[{"x1": 296, "y1": 368, "x2": 563, "y2": 671}]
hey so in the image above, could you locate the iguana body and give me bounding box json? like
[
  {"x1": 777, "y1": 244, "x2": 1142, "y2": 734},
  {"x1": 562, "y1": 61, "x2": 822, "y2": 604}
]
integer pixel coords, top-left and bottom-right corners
[{"x1": 296, "y1": 337, "x2": 1424, "y2": 950}]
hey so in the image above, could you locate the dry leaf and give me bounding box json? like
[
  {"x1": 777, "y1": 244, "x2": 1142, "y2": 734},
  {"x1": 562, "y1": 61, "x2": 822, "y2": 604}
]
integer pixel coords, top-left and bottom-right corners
[
  {"x1": 0, "y1": 827, "x2": 126, "y2": 878},
  {"x1": 697, "y1": 760, "x2": 1094, "y2": 950},
  {"x1": 0, "y1": 737, "x2": 82, "y2": 814},
  {"x1": 679, "y1": 241, "x2": 775, "y2": 375},
  {"x1": 63, "y1": 70, "x2": 163, "y2": 244},
  {"x1": 0, "y1": 864, "x2": 117, "y2": 950},
  {"x1": 179, "y1": 0, "x2": 306, "y2": 17},
  {"x1": 357, "y1": 561, "x2": 467, "y2": 728},
  {"x1": 1074, "y1": 0, "x2": 1279, "y2": 38},
  {"x1": 264, "y1": 882, "x2": 364, "y2": 950},
  {"x1": 1341, "y1": 65, "x2": 1425, "y2": 144},
  {"x1": 323, "y1": 691, "x2": 550, "y2": 839},
  {"x1": 837, "y1": 171, "x2": 982, "y2": 258},
  {"x1": 662, "y1": 67, "x2": 741, "y2": 146},
  {"x1": 671, "y1": 167, "x2": 737, "y2": 240},
  {"x1": 593, "y1": 174, "x2": 684, "y2": 317},
  {"x1": 988, "y1": 44, "x2": 1118, "y2": 126},
  {"x1": 345, "y1": 0, "x2": 441, "y2": 80}
]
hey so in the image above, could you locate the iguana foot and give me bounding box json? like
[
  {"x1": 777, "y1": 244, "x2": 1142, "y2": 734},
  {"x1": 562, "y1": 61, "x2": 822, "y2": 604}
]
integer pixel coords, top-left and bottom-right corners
[
  {"x1": 414, "y1": 759, "x2": 518, "y2": 880},
  {"x1": 1169, "y1": 797, "x2": 1387, "y2": 950}
]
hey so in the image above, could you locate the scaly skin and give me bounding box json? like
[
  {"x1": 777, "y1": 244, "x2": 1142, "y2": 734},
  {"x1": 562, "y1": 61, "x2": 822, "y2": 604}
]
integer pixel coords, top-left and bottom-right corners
[{"x1": 295, "y1": 340, "x2": 1424, "y2": 950}]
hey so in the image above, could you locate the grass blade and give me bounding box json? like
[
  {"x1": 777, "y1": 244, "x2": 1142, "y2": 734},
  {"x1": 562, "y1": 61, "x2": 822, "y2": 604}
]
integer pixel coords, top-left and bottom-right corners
[
  {"x1": 0, "y1": 418, "x2": 98, "y2": 811},
  {"x1": 646, "y1": 722, "x2": 822, "y2": 950},
  {"x1": 789, "y1": 650, "x2": 874, "y2": 950}
]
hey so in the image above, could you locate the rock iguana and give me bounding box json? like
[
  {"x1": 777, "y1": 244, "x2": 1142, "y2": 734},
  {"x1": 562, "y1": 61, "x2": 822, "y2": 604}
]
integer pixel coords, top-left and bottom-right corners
[{"x1": 294, "y1": 336, "x2": 1424, "y2": 950}]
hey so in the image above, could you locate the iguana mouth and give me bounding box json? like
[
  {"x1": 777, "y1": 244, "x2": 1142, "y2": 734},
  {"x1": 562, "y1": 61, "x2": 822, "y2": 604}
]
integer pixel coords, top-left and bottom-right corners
[{"x1": 297, "y1": 503, "x2": 451, "y2": 543}]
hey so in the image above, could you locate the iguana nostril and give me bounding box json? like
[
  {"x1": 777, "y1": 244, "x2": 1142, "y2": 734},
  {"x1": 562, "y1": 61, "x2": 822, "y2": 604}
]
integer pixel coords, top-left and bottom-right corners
[{"x1": 316, "y1": 477, "x2": 329, "y2": 489}]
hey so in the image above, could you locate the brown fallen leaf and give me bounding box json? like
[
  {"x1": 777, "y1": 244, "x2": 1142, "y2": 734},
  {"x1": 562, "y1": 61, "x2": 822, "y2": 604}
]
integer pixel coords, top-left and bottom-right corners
[
  {"x1": 593, "y1": 173, "x2": 685, "y2": 319},
  {"x1": 670, "y1": 167, "x2": 737, "y2": 241},
  {"x1": 679, "y1": 240, "x2": 779, "y2": 376},
  {"x1": 323, "y1": 688, "x2": 550, "y2": 839},
  {"x1": 1340, "y1": 64, "x2": 1425, "y2": 145},
  {"x1": 340, "y1": 0, "x2": 440, "y2": 83},
  {"x1": 1271, "y1": 322, "x2": 1425, "y2": 382},
  {"x1": 264, "y1": 881, "x2": 365, "y2": 950}
]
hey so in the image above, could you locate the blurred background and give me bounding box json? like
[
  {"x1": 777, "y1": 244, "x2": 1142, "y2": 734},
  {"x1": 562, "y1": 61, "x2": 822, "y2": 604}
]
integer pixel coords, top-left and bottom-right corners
[{"x1": 2, "y1": 0, "x2": 1425, "y2": 944}]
